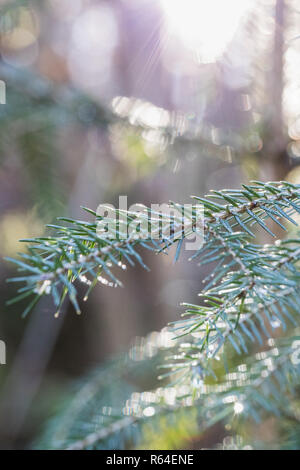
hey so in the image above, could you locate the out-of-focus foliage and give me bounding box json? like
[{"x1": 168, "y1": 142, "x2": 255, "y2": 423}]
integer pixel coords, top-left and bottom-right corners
[
  {"x1": 0, "y1": 63, "x2": 115, "y2": 216},
  {"x1": 34, "y1": 330, "x2": 300, "y2": 450}
]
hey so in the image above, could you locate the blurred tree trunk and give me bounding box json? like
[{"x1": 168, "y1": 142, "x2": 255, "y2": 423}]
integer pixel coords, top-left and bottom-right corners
[{"x1": 261, "y1": 0, "x2": 290, "y2": 181}]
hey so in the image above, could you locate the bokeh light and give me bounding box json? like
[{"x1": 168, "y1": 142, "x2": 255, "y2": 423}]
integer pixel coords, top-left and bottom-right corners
[{"x1": 160, "y1": 0, "x2": 251, "y2": 63}]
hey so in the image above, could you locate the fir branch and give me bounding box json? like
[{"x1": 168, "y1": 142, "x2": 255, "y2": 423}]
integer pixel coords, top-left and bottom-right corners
[
  {"x1": 6, "y1": 181, "x2": 300, "y2": 318},
  {"x1": 171, "y1": 239, "x2": 300, "y2": 380},
  {"x1": 6, "y1": 180, "x2": 300, "y2": 448}
]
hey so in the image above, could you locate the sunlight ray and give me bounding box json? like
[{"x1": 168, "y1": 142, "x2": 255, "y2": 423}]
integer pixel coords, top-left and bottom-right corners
[{"x1": 160, "y1": 0, "x2": 251, "y2": 63}]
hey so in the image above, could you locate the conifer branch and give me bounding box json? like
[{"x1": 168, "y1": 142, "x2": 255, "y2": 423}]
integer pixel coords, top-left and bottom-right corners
[
  {"x1": 7, "y1": 180, "x2": 300, "y2": 450},
  {"x1": 6, "y1": 181, "x2": 300, "y2": 317}
]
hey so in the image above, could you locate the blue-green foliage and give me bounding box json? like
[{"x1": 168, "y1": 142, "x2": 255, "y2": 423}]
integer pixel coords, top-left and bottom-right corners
[{"x1": 7, "y1": 180, "x2": 300, "y2": 449}]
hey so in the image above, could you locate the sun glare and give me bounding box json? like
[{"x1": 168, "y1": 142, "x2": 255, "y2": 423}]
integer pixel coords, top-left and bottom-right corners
[{"x1": 160, "y1": 0, "x2": 251, "y2": 63}]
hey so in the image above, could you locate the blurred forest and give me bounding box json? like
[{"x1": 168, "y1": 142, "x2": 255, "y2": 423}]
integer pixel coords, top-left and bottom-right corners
[{"x1": 0, "y1": 0, "x2": 300, "y2": 449}]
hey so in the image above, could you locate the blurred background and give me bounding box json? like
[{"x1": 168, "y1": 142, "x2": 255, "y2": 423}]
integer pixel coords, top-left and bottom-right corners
[{"x1": 0, "y1": 0, "x2": 300, "y2": 449}]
